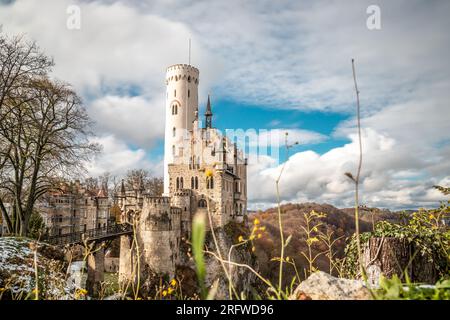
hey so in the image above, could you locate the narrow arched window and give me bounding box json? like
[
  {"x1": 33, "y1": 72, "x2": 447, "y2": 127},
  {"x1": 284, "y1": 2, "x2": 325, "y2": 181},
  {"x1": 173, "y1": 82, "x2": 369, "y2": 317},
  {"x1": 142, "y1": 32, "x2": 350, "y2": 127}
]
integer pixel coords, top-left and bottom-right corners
[
  {"x1": 172, "y1": 145, "x2": 175, "y2": 156},
  {"x1": 174, "y1": 89, "x2": 176, "y2": 97},
  {"x1": 176, "y1": 177, "x2": 179, "y2": 190},
  {"x1": 191, "y1": 177, "x2": 194, "y2": 189},
  {"x1": 195, "y1": 177, "x2": 198, "y2": 189},
  {"x1": 173, "y1": 127, "x2": 176, "y2": 137},
  {"x1": 188, "y1": 89, "x2": 190, "y2": 98},
  {"x1": 180, "y1": 177, "x2": 184, "y2": 189}
]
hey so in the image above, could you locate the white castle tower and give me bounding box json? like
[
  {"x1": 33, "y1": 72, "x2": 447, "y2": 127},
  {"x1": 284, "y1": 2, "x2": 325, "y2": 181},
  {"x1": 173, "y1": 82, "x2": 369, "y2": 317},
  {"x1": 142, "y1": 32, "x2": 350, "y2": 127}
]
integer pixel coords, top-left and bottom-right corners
[{"x1": 163, "y1": 64, "x2": 200, "y2": 195}]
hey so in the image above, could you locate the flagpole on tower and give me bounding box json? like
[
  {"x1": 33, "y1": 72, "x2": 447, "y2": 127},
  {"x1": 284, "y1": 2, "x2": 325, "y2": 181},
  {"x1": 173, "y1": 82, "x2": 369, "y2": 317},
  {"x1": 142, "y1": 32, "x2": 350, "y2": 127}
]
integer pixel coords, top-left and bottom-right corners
[{"x1": 188, "y1": 38, "x2": 191, "y2": 65}]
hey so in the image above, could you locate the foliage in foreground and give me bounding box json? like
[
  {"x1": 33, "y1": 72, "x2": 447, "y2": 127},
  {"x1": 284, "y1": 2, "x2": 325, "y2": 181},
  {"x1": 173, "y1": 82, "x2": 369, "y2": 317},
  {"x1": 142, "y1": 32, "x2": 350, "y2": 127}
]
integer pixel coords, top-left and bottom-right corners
[
  {"x1": 343, "y1": 200, "x2": 450, "y2": 279},
  {"x1": 374, "y1": 275, "x2": 450, "y2": 300}
]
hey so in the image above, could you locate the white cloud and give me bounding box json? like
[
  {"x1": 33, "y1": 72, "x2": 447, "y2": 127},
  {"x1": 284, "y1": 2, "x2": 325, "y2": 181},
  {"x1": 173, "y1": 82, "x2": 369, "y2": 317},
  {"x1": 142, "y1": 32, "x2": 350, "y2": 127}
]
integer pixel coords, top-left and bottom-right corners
[
  {"x1": 89, "y1": 95, "x2": 165, "y2": 148},
  {"x1": 0, "y1": 0, "x2": 218, "y2": 97},
  {"x1": 85, "y1": 135, "x2": 162, "y2": 177},
  {"x1": 137, "y1": 0, "x2": 450, "y2": 113},
  {"x1": 248, "y1": 125, "x2": 449, "y2": 210}
]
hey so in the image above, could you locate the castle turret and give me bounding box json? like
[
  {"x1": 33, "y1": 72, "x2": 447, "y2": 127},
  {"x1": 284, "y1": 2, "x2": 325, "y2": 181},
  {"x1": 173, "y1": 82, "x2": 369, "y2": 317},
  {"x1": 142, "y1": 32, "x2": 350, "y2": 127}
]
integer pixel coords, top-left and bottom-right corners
[
  {"x1": 163, "y1": 64, "x2": 199, "y2": 195},
  {"x1": 119, "y1": 196, "x2": 182, "y2": 280}
]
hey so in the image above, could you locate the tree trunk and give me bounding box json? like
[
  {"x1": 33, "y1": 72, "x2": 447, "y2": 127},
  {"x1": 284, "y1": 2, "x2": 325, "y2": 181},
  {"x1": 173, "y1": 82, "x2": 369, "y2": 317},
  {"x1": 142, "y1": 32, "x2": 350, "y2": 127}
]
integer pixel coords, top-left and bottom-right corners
[{"x1": 362, "y1": 237, "x2": 439, "y2": 287}]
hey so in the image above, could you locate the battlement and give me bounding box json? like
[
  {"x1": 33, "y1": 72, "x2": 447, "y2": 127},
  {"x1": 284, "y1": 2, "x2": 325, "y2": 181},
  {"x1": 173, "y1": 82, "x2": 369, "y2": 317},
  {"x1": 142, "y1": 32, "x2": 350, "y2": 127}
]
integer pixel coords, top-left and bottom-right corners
[
  {"x1": 166, "y1": 64, "x2": 199, "y2": 73},
  {"x1": 166, "y1": 64, "x2": 199, "y2": 84},
  {"x1": 143, "y1": 196, "x2": 171, "y2": 205}
]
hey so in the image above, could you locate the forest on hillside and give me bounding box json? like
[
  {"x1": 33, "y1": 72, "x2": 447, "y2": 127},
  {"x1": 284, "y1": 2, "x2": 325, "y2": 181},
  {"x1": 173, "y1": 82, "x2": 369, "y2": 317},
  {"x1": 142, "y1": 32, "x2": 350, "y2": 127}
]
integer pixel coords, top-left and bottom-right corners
[{"x1": 250, "y1": 203, "x2": 406, "y2": 286}]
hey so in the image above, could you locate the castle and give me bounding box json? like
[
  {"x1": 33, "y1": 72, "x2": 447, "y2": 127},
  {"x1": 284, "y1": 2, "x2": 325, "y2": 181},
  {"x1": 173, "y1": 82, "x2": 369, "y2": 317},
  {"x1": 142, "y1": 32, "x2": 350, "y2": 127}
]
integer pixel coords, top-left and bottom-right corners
[
  {"x1": 0, "y1": 180, "x2": 112, "y2": 237},
  {"x1": 117, "y1": 64, "x2": 248, "y2": 279},
  {"x1": 38, "y1": 181, "x2": 111, "y2": 236}
]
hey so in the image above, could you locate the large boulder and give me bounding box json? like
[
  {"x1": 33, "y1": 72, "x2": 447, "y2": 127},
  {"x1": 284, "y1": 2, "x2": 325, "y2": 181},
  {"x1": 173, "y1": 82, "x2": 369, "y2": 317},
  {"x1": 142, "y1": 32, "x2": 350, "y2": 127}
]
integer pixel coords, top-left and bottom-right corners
[{"x1": 290, "y1": 271, "x2": 372, "y2": 300}]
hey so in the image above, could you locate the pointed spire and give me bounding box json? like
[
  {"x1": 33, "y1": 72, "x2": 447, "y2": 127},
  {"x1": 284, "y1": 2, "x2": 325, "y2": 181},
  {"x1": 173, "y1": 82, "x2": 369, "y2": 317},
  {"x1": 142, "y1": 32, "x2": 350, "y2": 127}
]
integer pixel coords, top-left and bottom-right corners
[
  {"x1": 97, "y1": 183, "x2": 107, "y2": 198},
  {"x1": 205, "y1": 94, "x2": 213, "y2": 129},
  {"x1": 205, "y1": 94, "x2": 212, "y2": 116}
]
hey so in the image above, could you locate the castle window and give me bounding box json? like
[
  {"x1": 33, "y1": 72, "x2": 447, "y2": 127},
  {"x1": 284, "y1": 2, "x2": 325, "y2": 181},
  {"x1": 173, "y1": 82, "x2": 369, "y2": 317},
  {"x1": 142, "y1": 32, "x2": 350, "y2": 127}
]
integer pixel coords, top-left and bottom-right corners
[
  {"x1": 180, "y1": 177, "x2": 184, "y2": 189},
  {"x1": 172, "y1": 145, "x2": 175, "y2": 156},
  {"x1": 174, "y1": 89, "x2": 176, "y2": 97},
  {"x1": 195, "y1": 177, "x2": 198, "y2": 189},
  {"x1": 173, "y1": 127, "x2": 176, "y2": 137},
  {"x1": 206, "y1": 176, "x2": 214, "y2": 189},
  {"x1": 188, "y1": 89, "x2": 190, "y2": 97},
  {"x1": 172, "y1": 104, "x2": 178, "y2": 115},
  {"x1": 176, "y1": 177, "x2": 179, "y2": 190},
  {"x1": 191, "y1": 177, "x2": 194, "y2": 189}
]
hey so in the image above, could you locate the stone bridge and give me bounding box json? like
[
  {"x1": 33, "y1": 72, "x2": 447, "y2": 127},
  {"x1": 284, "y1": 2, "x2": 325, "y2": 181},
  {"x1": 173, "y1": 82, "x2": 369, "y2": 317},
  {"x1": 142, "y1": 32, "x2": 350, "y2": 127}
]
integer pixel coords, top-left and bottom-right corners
[{"x1": 43, "y1": 223, "x2": 133, "y2": 296}]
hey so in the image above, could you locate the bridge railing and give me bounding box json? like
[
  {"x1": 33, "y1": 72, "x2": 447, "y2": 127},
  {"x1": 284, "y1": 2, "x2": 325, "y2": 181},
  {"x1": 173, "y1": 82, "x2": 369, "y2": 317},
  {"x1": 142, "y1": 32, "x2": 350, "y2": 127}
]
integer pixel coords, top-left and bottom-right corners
[{"x1": 44, "y1": 223, "x2": 133, "y2": 246}]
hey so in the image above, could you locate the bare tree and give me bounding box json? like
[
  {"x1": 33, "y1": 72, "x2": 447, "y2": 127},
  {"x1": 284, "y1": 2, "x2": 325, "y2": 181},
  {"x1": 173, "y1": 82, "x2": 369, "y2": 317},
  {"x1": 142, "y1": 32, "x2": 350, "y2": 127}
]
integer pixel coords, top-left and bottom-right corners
[
  {"x1": 0, "y1": 34, "x2": 99, "y2": 235},
  {"x1": 124, "y1": 169, "x2": 163, "y2": 196},
  {"x1": 0, "y1": 33, "x2": 55, "y2": 232},
  {"x1": 84, "y1": 177, "x2": 99, "y2": 194},
  {"x1": 0, "y1": 33, "x2": 53, "y2": 116}
]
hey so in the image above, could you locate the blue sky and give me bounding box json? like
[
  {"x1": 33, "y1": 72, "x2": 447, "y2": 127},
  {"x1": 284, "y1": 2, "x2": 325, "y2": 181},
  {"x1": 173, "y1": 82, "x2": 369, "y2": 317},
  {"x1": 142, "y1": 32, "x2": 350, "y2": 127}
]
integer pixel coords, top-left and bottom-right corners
[
  {"x1": 1, "y1": 0, "x2": 449, "y2": 209},
  {"x1": 210, "y1": 99, "x2": 350, "y2": 157}
]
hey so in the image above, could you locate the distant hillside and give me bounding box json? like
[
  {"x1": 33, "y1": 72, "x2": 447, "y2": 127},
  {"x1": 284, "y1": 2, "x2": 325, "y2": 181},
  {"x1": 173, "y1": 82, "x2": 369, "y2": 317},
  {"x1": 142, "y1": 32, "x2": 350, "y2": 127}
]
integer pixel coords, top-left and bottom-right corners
[{"x1": 249, "y1": 202, "x2": 402, "y2": 287}]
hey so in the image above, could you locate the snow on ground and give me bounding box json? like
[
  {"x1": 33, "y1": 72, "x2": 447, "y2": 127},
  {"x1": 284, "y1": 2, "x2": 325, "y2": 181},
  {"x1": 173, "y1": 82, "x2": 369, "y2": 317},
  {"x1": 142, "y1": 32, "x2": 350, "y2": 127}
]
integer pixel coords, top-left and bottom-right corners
[{"x1": 0, "y1": 237, "x2": 75, "y2": 299}]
